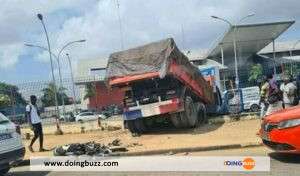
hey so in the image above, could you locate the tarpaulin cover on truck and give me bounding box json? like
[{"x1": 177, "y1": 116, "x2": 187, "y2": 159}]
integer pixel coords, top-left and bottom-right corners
[{"x1": 106, "y1": 38, "x2": 214, "y2": 104}]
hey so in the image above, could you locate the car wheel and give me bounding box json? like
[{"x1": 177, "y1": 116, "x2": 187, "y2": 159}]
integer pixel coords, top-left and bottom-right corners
[
  {"x1": 250, "y1": 104, "x2": 260, "y2": 112},
  {"x1": 78, "y1": 119, "x2": 83, "y2": 123}
]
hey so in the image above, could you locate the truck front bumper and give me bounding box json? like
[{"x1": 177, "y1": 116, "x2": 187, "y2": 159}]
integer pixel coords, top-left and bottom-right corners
[{"x1": 123, "y1": 98, "x2": 183, "y2": 120}]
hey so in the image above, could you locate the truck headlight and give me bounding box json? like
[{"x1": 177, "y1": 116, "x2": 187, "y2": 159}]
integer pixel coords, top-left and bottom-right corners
[{"x1": 278, "y1": 118, "x2": 300, "y2": 129}]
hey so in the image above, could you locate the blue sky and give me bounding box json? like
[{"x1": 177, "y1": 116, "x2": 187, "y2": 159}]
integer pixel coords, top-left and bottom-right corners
[{"x1": 1, "y1": 0, "x2": 300, "y2": 84}]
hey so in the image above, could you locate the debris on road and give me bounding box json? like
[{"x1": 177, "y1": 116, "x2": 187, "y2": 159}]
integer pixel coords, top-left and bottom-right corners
[
  {"x1": 53, "y1": 140, "x2": 127, "y2": 156},
  {"x1": 108, "y1": 138, "x2": 121, "y2": 146}
]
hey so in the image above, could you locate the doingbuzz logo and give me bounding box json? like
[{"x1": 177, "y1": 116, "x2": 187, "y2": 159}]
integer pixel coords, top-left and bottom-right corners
[{"x1": 224, "y1": 158, "x2": 255, "y2": 170}]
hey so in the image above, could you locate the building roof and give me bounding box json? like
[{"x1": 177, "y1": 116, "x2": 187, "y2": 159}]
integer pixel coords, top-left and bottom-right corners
[
  {"x1": 259, "y1": 40, "x2": 300, "y2": 54},
  {"x1": 206, "y1": 21, "x2": 295, "y2": 59}
]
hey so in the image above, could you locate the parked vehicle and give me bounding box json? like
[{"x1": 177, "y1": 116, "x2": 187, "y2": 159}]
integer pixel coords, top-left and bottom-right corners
[
  {"x1": 259, "y1": 105, "x2": 300, "y2": 153},
  {"x1": 59, "y1": 112, "x2": 75, "y2": 122},
  {"x1": 0, "y1": 112, "x2": 25, "y2": 175},
  {"x1": 106, "y1": 38, "x2": 218, "y2": 133},
  {"x1": 75, "y1": 112, "x2": 102, "y2": 122},
  {"x1": 223, "y1": 86, "x2": 260, "y2": 113}
]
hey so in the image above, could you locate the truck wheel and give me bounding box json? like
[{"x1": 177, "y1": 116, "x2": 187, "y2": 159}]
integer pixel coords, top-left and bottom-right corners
[
  {"x1": 195, "y1": 102, "x2": 207, "y2": 126},
  {"x1": 134, "y1": 118, "x2": 147, "y2": 133},
  {"x1": 170, "y1": 113, "x2": 182, "y2": 128},
  {"x1": 126, "y1": 120, "x2": 138, "y2": 133},
  {"x1": 182, "y1": 96, "x2": 197, "y2": 128}
]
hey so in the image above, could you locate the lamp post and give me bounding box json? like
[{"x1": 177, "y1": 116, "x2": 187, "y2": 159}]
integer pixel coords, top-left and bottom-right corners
[
  {"x1": 37, "y1": 13, "x2": 63, "y2": 135},
  {"x1": 37, "y1": 13, "x2": 60, "y2": 118},
  {"x1": 66, "y1": 53, "x2": 77, "y2": 115},
  {"x1": 211, "y1": 13, "x2": 255, "y2": 88},
  {"x1": 56, "y1": 40, "x2": 86, "y2": 116}
]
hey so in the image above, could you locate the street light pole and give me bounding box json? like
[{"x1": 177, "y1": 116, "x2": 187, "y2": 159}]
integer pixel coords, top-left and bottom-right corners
[
  {"x1": 211, "y1": 13, "x2": 255, "y2": 88},
  {"x1": 37, "y1": 14, "x2": 60, "y2": 118},
  {"x1": 56, "y1": 40, "x2": 86, "y2": 116},
  {"x1": 66, "y1": 53, "x2": 77, "y2": 115}
]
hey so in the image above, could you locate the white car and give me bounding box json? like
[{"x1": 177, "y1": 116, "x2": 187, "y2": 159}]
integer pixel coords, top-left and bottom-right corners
[
  {"x1": 75, "y1": 112, "x2": 103, "y2": 122},
  {"x1": 0, "y1": 113, "x2": 25, "y2": 175}
]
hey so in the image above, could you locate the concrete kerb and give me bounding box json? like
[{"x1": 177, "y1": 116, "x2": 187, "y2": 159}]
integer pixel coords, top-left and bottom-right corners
[
  {"x1": 113, "y1": 142, "x2": 263, "y2": 156},
  {"x1": 208, "y1": 113, "x2": 261, "y2": 124},
  {"x1": 18, "y1": 142, "x2": 263, "y2": 167}
]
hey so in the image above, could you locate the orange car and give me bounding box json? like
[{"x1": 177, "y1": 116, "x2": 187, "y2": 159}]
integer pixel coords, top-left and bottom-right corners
[{"x1": 259, "y1": 105, "x2": 300, "y2": 153}]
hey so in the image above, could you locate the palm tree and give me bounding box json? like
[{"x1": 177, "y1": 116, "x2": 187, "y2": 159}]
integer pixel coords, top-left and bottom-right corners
[
  {"x1": 248, "y1": 64, "x2": 263, "y2": 84},
  {"x1": 84, "y1": 83, "x2": 96, "y2": 100},
  {"x1": 41, "y1": 83, "x2": 71, "y2": 107}
]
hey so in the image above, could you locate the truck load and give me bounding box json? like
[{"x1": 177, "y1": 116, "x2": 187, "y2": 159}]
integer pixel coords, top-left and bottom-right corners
[{"x1": 106, "y1": 38, "x2": 215, "y2": 133}]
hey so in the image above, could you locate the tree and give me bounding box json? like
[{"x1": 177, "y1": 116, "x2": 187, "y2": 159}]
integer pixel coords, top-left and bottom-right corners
[
  {"x1": 41, "y1": 83, "x2": 71, "y2": 107},
  {"x1": 248, "y1": 64, "x2": 263, "y2": 83},
  {"x1": 84, "y1": 83, "x2": 96, "y2": 100},
  {"x1": 0, "y1": 94, "x2": 10, "y2": 107},
  {"x1": 0, "y1": 82, "x2": 26, "y2": 108}
]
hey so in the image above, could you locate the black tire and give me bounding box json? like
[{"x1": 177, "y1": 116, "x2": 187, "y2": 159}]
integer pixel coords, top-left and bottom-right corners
[
  {"x1": 250, "y1": 104, "x2": 260, "y2": 112},
  {"x1": 0, "y1": 165, "x2": 10, "y2": 175},
  {"x1": 195, "y1": 102, "x2": 207, "y2": 126},
  {"x1": 170, "y1": 113, "x2": 183, "y2": 128},
  {"x1": 180, "y1": 96, "x2": 197, "y2": 128},
  {"x1": 126, "y1": 120, "x2": 138, "y2": 133},
  {"x1": 134, "y1": 118, "x2": 147, "y2": 133}
]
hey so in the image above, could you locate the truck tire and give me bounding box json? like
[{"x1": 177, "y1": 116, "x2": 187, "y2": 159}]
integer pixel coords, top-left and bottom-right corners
[
  {"x1": 195, "y1": 102, "x2": 207, "y2": 126},
  {"x1": 180, "y1": 96, "x2": 197, "y2": 128},
  {"x1": 134, "y1": 118, "x2": 147, "y2": 133},
  {"x1": 126, "y1": 120, "x2": 138, "y2": 133},
  {"x1": 170, "y1": 113, "x2": 183, "y2": 128}
]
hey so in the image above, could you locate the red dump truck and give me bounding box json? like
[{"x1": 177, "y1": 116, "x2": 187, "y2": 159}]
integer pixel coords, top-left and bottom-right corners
[{"x1": 106, "y1": 38, "x2": 216, "y2": 133}]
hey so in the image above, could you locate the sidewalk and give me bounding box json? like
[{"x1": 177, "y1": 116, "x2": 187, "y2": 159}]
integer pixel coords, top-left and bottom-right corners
[{"x1": 22, "y1": 118, "x2": 262, "y2": 160}]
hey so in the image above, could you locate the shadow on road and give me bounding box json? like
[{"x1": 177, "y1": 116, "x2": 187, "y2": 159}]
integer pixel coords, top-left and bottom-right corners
[
  {"x1": 143, "y1": 116, "x2": 225, "y2": 135},
  {"x1": 269, "y1": 152, "x2": 300, "y2": 163}
]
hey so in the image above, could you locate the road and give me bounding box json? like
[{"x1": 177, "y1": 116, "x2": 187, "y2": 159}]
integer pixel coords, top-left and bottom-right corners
[{"x1": 8, "y1": 146, "x2": 300, "y2": 176}]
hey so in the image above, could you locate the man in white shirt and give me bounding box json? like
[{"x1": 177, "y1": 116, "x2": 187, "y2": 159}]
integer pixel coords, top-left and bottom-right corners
[
  {"x1": 26, "y1": 95, "x2": 46, "y2": 152},
  {"x1": 280, "y1": 75, "x2": 298, "y2": 108}
]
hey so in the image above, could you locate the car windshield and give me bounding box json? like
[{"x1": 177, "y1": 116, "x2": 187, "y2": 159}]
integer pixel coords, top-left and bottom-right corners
[{"x1": 0, "y1": 113, "x2": 10, "y2": 124}]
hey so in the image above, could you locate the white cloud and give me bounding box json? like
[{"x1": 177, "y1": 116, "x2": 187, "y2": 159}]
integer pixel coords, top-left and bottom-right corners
[{"x1": 0, "y1": 43, "x2": 24, "y2": 69}]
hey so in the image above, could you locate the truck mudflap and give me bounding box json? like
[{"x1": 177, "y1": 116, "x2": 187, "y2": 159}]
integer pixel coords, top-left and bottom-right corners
[{"x1": 123, "y1": 98, "x2": 183, "y2": 120}]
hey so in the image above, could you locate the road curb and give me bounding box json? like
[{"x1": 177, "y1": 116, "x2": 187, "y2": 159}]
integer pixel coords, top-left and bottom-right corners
[
  {"x1": 208, "y1": 113, "x2": 260, "y2": 124},
  {"x1": 112, "y1": 142, "x2": 263, "y2": 156},
  {"x1": 17, "y1": 142, "x2": 263, "y2": 166}
]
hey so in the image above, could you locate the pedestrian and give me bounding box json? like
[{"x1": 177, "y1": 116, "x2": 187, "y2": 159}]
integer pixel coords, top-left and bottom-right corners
[
  {"x1": 26, "y1": 95, "x2": 47, "y2": 152},
  {"x1": 266, "y1": 74, "x2": 283, "y2": 116},
  {"x1": 280, "y1": 74, "x2": 298, "y2": 108},
  {"x1": 259, "y1": 75, "x2": 269, "y2": 118}
]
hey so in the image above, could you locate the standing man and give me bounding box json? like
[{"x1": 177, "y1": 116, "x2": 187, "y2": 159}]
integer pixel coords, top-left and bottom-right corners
[
  {"x1": 280, "y1": 75, "x2": 298, "y2": 108},
  {"x1": 26, "y1": 95, "x2": 47, "y2": 152},
  {"x1": 266, "y1": 74, "x2": 283, "y2": 116},
  {"x1": 259, "y1": 76, "x2": 269, "y2": 118}
]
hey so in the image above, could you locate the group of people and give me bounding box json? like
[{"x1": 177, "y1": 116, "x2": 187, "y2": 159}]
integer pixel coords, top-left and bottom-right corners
[{"x1": 260, "y1": 73, "x2": 299, "y2": 117}]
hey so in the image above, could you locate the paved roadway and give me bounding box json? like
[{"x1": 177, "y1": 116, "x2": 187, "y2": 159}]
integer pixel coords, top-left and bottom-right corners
[{"x1": 8, "y1": 146, "x2": 300, "y2": 176}]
